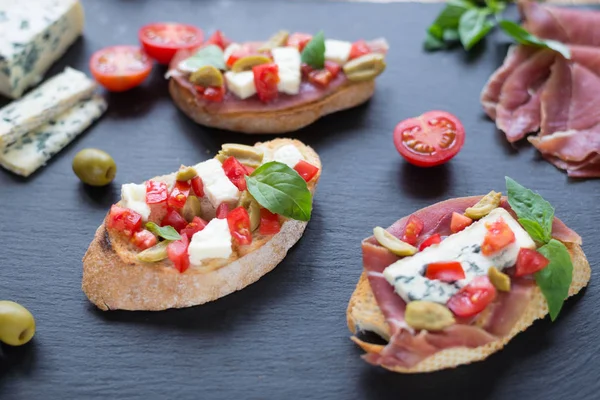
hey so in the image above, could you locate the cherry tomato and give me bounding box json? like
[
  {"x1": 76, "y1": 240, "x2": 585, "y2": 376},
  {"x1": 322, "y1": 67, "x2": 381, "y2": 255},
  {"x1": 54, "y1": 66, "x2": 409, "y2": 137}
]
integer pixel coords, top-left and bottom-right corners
[
  {"x1": 161, "y1": 208, "x2": 188, "y2": 232},
  {"x1": 205, "y1": 30, "x2": 232, "y2": 50},
  {"x1": 131, "y1": 229, "x2": 158, "y2": 250},
  {"x1": 402, "y1": 215, "x2": 424, "y2": 246},
  {"x1": 393, "y1": 111, "x2": 465, "y2": 167},
  {"x1": 227, "y1": 207, "x2": 252, "y2": 245},
  {"x1": 168, "y1": 181, "x2": 191, "y2": 209},
  {"x1": 450, "y1": 212, "x2": 473, "y2": 233},
  {"x1": 107, "y1": 205, "x2": 142, "y2": 237},
  {"x1": 222, "y1": 156, "x2": 249, "y2": 191},
  {"x1": 259, "y1": 208, "x2": 280, "y2": 235},
  {"x1": 139, "y1": 23, "x2": 204, "y2": 64},
  {"x1": 425, "y1": 261, "x2": 465, "y2": 282},
  {"x1": 419, "y1": 233, "x2": 442, "y2": 251},
  {"x1": 146, "y1": 180, "x2": 168, "y2": 204},
  {"x1": 349, "y1": 40, "x2": 371, "y2": 60},
  {"x1": 447, "y1": 276, "x2": 497, "y2": 318},
  {"x1": 89, "y1": 46, "x2": 152, "y2": 92},
  {"x1": 287, "y1": 33, "x2": 312, "y2": 51},
  {"x1": 253, "y1": 63, "x2": 279, "y2": 102},
  {"x1": 167, "y1": 233, "x2": 190, "y2": 273},
  {"x1": 324, "y1": 61, "x2": 341, "y2": 78},
  {"x1": 180, "y1": 216, "x2": 207, "y2": 239},
  {"x1": 481, "y1": 218, "x2": 516, "y2": 256},
  {"x1": 515, "y1": 248, "x2": 550, "y2": 277},
  {"x1": 191, "y1": 176, "x2": 205, "y2": 197},
  {"x1": 294, "y1": 160, "x2": 319, "y2": 182},
  {"x1": 216, "y1": 203, "x2": 229, "y2": 219},
  {"x1": 203, "y1": 86, "x2": 226, "y2": 102},
  {"x1": 308, "y1": 69, "x2": 333, "y2": 88}
]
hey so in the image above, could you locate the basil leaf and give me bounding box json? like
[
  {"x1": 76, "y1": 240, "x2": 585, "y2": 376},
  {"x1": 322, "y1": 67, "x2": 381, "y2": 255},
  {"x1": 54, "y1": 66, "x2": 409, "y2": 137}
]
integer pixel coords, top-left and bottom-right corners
[
  {"x1": 145, "y1": 222, "x2": 181, "y2": 241},
  {"x1": 433, "y1": 0, "x2": 473, "y2": 30},
  {"x1": 484, "y1": 0, "x2": 506, "y2": 14},
  {"x1": 424, "y1": 32, "x2": 447, "y2": 51},
  {"x1": 245, "y1": 161, "x2": 312, "y2": 221},
  {"x1": 498, "y1": 20, "x2": 571, "y2": 59},
  {"x1": 536, "y1": 239, "x2": 574, "y2": 321},
  {"x1": 443, "y1": 29, "x2": 460, "y2": 42},
  {"x1": 506, "y1": 177, "x2": 554, "y2": 243},
  {"x1": 518, "y1": 218, "x2": 550, "y2": 245},
  {"x1": 178, "y1": 44, "x2": 226, "y2": 72},
  {"x1": 459, "y1": 9, "x2": 494, "y2": 50},
  {"x1": 301, "y1": 31, "x2": 325, "y2": 69}
]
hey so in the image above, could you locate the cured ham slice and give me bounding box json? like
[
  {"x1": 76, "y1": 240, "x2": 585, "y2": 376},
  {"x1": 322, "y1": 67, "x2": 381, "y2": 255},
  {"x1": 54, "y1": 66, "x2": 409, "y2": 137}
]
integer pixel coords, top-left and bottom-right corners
[{"x1": 544, "y1": 154, "x2": 600, "y2": 178}]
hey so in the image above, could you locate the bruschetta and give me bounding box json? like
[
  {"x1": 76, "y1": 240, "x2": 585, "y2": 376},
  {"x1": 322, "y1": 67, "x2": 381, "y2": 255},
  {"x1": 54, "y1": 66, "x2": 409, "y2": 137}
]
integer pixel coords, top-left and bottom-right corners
[
  {"x1": 167, "y1": 30, "x2": 388, "y2": 134},
  {"x1": 82, "y1": 138, "x2": 321, "y2": 311},
  {"x1": 347, "y1": 178, "x2": 590, "y2": 373}
]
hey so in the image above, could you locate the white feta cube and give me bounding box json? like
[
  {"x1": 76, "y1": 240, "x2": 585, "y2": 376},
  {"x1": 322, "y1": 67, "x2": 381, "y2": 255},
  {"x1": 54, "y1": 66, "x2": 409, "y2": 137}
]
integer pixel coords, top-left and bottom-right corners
[
  {"x1": 225, "y1": 71, "x2": 256, "y2": 100},
  {"x1": 277, "y1": 69, "x2": 301, "y2": 95},
  {"x1": 273, "y1": 144, "x2": 304, "y2": 168},
  {"x1": 324, "y1": 39, "x2": 352, "y2": 65},
  {"x1": 120, "y1": 183, "x2": 150, "y2": 221},
  {"x1": 272, "y1": 47, "x2": 301, "y2": 72},
  {"x1": 194, "y1": 159, "x2": 240, "y2": 207},
  {"x1": 188, "y1": 218, "x2": 232, "y2": 265},
  {"x1": 223, "y1": 43, "x2": 242, "y2": 64}
]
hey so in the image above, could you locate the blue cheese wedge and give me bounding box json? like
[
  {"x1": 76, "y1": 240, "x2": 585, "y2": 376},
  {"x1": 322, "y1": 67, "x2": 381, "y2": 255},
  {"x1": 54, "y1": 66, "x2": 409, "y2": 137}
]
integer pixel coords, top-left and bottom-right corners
[
  {"x1": 382, "y1": 208, "x2": 536, "y2": 304},
  {"x1": 0, "y1": 95, "x2": 107, "y2": 177},
  {"x1": 0, "y1": 0, "x2": 85, "y2": 99},
  {"x1": 0, "y1": 67, "x2": 97, "y2": 149}
]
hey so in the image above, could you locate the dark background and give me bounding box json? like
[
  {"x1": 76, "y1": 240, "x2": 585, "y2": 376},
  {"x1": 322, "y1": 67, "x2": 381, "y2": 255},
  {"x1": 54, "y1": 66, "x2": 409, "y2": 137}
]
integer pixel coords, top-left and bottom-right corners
[{"x1": 1, "y1": 1, "x2": 599, "y2": 399}]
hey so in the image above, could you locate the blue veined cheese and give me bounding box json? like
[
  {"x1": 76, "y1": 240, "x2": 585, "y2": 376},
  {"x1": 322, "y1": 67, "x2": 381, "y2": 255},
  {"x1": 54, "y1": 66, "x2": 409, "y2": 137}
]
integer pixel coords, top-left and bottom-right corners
[
  {"x1": 0, "y1": 95, "x2": 106, "y2": 177},
  {"x1": 0, "y1": 0, "x2": 85, "y2": 99},
  {"x1": 0, "y1": 67, "x2": 97, "y2": 149},
  {"x1": 188, "y1": 218, "x2": 232, "y2": 265},
  {"x1": 383, "y1": 208, "x2": 536, "y2": 304}
]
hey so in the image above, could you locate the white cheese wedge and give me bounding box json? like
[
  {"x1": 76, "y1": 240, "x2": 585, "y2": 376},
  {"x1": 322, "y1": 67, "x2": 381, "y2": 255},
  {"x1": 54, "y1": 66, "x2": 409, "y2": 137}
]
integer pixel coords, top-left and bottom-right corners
[
  {"x1": 324, "y1": 39, "x2": 352, "y2": 65},
  {"x1": 0, "y1": 67, "x2": 97, "y2": 149},
  {"x1": 120, "y1": 183, "x2": 151, "y2": 221},
  {"x1": 0, "y1": 95, "x2": 107, "y2": 177},
  {"x1": 188, "y1": 218, "x2": 232, "y2": 265},
  {"x1": 224, "y1": 71, "x2": 256, "y2": 100},
  {"x1": 383, "y1": 208, "x2": 536, "y2": 304},
  {"x1": 272, "y1": 144, "x2": 304, "y2": 168},
  {"x1": 0, "y1": 0, "x2": 85, "y2": 99},
  {"x1": 193, "y1": 158, "x2": 240, "y2": 207},
  {"x1": 272, "y1": 47, "x2": 301, "y2": 95}
]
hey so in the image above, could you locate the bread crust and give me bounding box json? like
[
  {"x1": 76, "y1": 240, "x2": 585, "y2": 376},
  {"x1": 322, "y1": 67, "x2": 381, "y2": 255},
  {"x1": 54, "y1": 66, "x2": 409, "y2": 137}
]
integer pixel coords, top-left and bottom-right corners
[
  {"x1": 169, "y1": 78, "x2": 375, "y2": 134},
  {"x1": 82, "y1": 139, "x2": 321, "y2": 311}
]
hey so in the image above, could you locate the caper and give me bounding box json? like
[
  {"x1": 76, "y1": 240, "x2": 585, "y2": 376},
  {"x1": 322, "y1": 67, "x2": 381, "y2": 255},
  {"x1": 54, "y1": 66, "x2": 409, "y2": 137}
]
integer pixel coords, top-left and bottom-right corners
[
  {"x1": 136, "y1": 241, "x2": 170, "y2": 263},
  {"x1": 488, "y1": 267, "x2": 511, "y2": 292},
  {"x1": 373, "y1": 226, "x2": 417, "y2": 256},
  {"x1": 405, "y1": 301, "x2": 456, "y2": 331},
  {"x1": 238, "y1": 191, "x2": 260, "y2": 231},
  {"x1": 181, "y1": 195, "x2": 202, "y2": 222},
  {"x1": 231, "y1": 55, "x2": 272, "y2": 72},
  {"x1": 0, "y1": 301, "x2": 35, "y2": 346},
  {"x1": 216, "y1": 143, "x2": 263, "y2": 168},
  {"x1": 258, "y1": 30, "x2": 290, "y2": 51},
  {"x1": 464, "y1": 191, "x2": 502, "y2": 220},
  {"x1": 343, "y1": 53, "x2": 386, "y2": 82},
  {"x1": 72, "y1": 148, "x2": 117, "y2": 186},
  {"x1": 176, "y1": 166, "x2": 197, "y2": 182},
  {"x1": 189, "y1": 65, "x2": 224, "y2": 87}
]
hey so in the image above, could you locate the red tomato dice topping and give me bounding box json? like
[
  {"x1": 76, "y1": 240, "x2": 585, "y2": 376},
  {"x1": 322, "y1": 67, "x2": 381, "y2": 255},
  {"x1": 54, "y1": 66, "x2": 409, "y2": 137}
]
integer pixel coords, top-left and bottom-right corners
[
  {"x1": 205, "y1": 30, "x2": 232, "y2": 50},
  {"x1": 259, "y1": 208, "x2": 281, "y2": 235},
  {"x1": 89, "y1": 46, "x2": 152, "y2": 92},
  {"x1": 227, "y1": 207, "x2": 252, "y2": 246},
  {"x1": 515, "y1": 248, "x2": 550, "y2": 277},
  {"x1": 180, "y1": 216, "x2": 207, "y2": 239},
  {"x1": 425, "y1": 261, "x2": 465, "y2": 282},
  {"x1": 447, "y1": 276, "x2": 497, "y2": 318},
  {"x1": 131, "y1": 229, "x2": 158, "y2": 250},
  {"x1": 402, "y1": 215, "x2": 424, "y2": 245},
  {"x1": 161, "y1": 208, "x2": 188, "y2": 232},
  {"x1": 222, "y1": 156, "x2": 249, "y2": 191},
  {"x1": 393, "y1": 111, "x2": 466, "y2": 168},
  {"x1": 107, "y1": 205, "x2": 142, "y2": 237},
  {"x1": 216, "y1": 203, "x2": 229, "y2": 219},
  {"x1": 324, "y1": 61, "x2": 341, "y2": 78},
  {"x1": 293, "y1": 160, "x2": 319, "y2": 182},
  {"x1": 287, "y1": 33, "x2": 312, "y2": 51},
  {"x1": 146, "y1": 180, "x2": 168, "y2": 204},
  {"x1": 308, "y1": 69, "x2": 333, "y2": 88},
  {"x1": 138, "y1": 23, "x2": 204, "y2": 64},
  {"x1": 419, "y1": 233, "x2": 442, "y2": 251},
  {"x1": 167, "y1": 181, "x2": 191, "y2": 209},
  {"x1": 451, "y1": 212, "x2": 473, "y2": 233},
  {"x1": 349, "y1": 40, "x2": 371, "y2": 60},
  {"x1": 253, "y1": 63, "x2": 279, "y2": 102},
  {"x1": 195, "y1": 85, "x2": 226, "y2": 102},
  {"x1": 191, "y1": 176, "x2": 205, "y2": 197},
  {"x1": 481, "y1": 218, "x2": 516, "y2": 256},
  {"x1": 167, "y1": 233, "x2": 190, "y2": 273}
]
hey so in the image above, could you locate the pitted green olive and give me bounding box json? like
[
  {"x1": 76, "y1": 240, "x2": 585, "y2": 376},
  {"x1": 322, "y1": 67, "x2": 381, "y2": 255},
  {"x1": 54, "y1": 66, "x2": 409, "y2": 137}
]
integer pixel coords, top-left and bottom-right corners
[
  {"x1": 258, "y1": 30, "x2": 290, "y2": 51},
  {"x1": 231, "y1": 55, "x2": 272, "y2": 72},
  {"x1": 182, "y1": 195, "x2": 202, "y2": 222},
  {"x1": 136, "y1": 241, "x2": 170, "y2": 263},
  {"x1": 373, "y1": 226, "x2": 417, "y2": 256},
  {"x1": 72, "y1": 148, "x2": 117, "y2": 186},
  {"x1": 464, "y1": 191, "x2": 502, "y2": 220},
  {"x1": 0, "y1": 301, "x2": 35, "y2": 346},
  {"x1": 405, "y1": 301, "x2": 456, "y2": 331},
  {"x1": 488, "y1": 267, "x2": 511, "y2": 292},
  {"x1": 343, "y1": 53, "x2": 386, "y2": 82},
  {"x1": 189, "y1": 65, "x2": 224, "y2": 87},
  {"x1": 176, "y1": 166, "x2": 197, "y2": 182},
  {"x1": 217, "y1": 143, "x2": 263, "y2": 168},
  {"x1": 238, "y1": 191, "x2": 261, "y2": 231}
]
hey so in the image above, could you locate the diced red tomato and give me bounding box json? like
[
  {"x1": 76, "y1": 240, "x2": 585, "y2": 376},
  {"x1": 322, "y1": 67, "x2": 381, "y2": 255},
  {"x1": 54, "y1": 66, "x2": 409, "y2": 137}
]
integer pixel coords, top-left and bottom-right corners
[
  {"x1": 222, "y1": 156, "x2": 249, "y2": 191},
  {"x1": 191, "y1": 176, "x2": 204, "y2": 197},
  {"x1": 419, "y1": 233, "x2": 442, "y2": 251},
  {"x1": 138, "y1": 23, "x2": 204, "y2": 64},
  {"x1": 146, "y1": 180, "x2": 168, "y2": 204},
  {"x1": 244, "y1": 165, "x2": 255, "y2": 175},
  {"x1": 225, "y1": 48, "x2": 250, "y2": 69},
  {"x1": 89, "y1": 46, "x2": 152, "y2": 92},
  {"x1": 216, "y1": 203, "x2": 229, "y2": 219},
  {"x1": 107, "y1": 205, "x2": 142, "y2": 237},
  {"x1": 308, "y1": 69, "x2": 333, "y2": 88},
  {"x1": 451, "y1": 212, "x2": 473, "y2": 233},
  {"x1": 481, "y1": 218, "x2": 516, "y2": 256},
  {"x1": 195, "y1": 85, "x2": 226, "y2": 102},
  {"x1": 447, "y1": 276, "x2": 497, "y2": 318},
  {"x1": 425, "y1": 261, "x2": 465, "y2": 282},
  {"x1": 227, "y1": 207, "x2": 252, "y2": 245},
  {"x1": 259, "y1": 208, "x2": 280, "y2": 235},
  {"x1": 131, "y1": 229, "x2": 158, "y2": 250},
  {"x1": 402, "y1": 215, "x2": 424, "y2": 246},
  {"x1": 253, "y1": 63, "x2": 279, "y2": 102},
  {"x1": 168, "y1": 181, "x2": 191, "y2": 209},
  {"x1": 515, "y1": 248, "x2": 550, "y2": 277},
  {"x1": 287, "y1": 33, "x2": 312, "y2": 51},
  {"x1": 324, "y1": 61, "x2": 341, "y2": 78},
  {"x1": 180, "y1": 216, "x2": 207, "y2": 239},
  {"x1": 205, "y1": 30, "x2": 232, "y2": 50},
  {"x1": 161, "y1": 208, "x2": 188, "y2": 232},
  {"x1": 167, "y1": 233, "x2": 190, "y2": 273},
  {"x1": 301, "y1": 63, "x2": 314, "y2": 78},
  {"x1": 293, "y1": 160, "x2": 319, "y2": 182},
  {"x1": 349, "y1": 40, "x2": 371, "y2": 60}
]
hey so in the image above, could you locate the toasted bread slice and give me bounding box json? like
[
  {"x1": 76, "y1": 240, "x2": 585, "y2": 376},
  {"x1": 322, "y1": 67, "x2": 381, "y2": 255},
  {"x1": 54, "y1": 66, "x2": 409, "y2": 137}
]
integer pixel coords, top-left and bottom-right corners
[
  {"x1": 347, "y1": 242, "x2": 591, "y2": 373},
  {"x1": 82, "y1": 138, "x2": 321, "y2": 311}
]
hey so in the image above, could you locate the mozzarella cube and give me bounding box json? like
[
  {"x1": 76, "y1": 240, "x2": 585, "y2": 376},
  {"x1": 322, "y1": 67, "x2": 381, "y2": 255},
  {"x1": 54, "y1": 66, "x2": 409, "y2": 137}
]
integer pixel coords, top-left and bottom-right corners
[
  {"x1": 272, "y1": 47, "x2": 301, "y2": 72},
  {"x1": 273, "y1": 145, "x2": 304, "y2": 168},
  {"x1": 325, "y1": 39, "x2": 352, "y2": 65},
  {"x1": 120, "y1": 183, "x2": 150, "y2": 221},
  {"x1": 225, "y1": 71, "x2": 256, "y2": 100},
  {"x1": 188, "y1": 218, "x2": 232, "y2": 265},
  {"x1": 277, "y1": 69, "x2": 301, "y2": 95},
  {"x1": 194, "y1": 159, "x2": 240, "y2": 207}
]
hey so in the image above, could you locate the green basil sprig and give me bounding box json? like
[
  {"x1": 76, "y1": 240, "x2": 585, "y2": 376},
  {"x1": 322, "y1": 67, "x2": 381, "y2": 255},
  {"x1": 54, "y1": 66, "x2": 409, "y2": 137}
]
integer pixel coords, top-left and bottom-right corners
[
  {"x1": 498, "y1": 20, "x2": 571, "y2": 59},
  {"x1": 145, "y1": 222, "x2": 181, "y2": 241},
  {"x1": 301, "y1": 31, "x2": 325, "y2": 69},
  {"x1": 178, "y1": 44, "x2": 226, "y2": 72},
  {"x1": 245, "y1": 162, "x2": 312, "y2": 221}
]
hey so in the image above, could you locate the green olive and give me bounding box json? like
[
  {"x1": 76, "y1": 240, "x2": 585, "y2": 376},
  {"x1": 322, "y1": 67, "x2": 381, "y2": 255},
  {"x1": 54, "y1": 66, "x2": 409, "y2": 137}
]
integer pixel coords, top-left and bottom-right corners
[
  {"x1": 343, "y1": 53, "x2": 386, "y2": 82},
  {"x1": 136, "y1": 241, "x2": 170, "y2": 263},
  {"x1": 405, "y1": 301, "x2": 455, "y2": 331},
  {"x1": 216, "y1": 143, "x2": 263, "y2": 168},
  {"x1": 181, "y1": 195, "x2": 202, "y2": 222},
  {"x1": 176, "y1": 166, "x2": 197, "y2": 182},
  {"x1": 189, "y1": 65, "x2": 224, "y2": 87},
  {"x1": 238, "y1": 191, "x2": 260, "y2": 231},
  {"x1": 258, "y1": 30, "x2": 290, "y2": 51},
  {"x1": 72, "y1": 148, "x2": 117, "y2": 186},
  {"x1": 464, "y1": 191, "x2": 502, "y2": 220},
  {"x1": 488, "y1": 267, "x2": 511, "y2": 292},
  {"x1": 373, "y1": 226, "x2": 417, "y2": 256},
  {"x1": 231, "y1": 55, "x2": 272, "y2": 72},
  {"x1": 0, "y1": 301, "x2": 35, "y2": 346}
]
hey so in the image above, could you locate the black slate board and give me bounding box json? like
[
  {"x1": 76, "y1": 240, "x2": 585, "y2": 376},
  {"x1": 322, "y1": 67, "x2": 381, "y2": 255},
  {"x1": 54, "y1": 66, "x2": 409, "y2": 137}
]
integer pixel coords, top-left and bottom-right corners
[{"x1": 1, "y1": 1, "x2": 599, "y2": 399}]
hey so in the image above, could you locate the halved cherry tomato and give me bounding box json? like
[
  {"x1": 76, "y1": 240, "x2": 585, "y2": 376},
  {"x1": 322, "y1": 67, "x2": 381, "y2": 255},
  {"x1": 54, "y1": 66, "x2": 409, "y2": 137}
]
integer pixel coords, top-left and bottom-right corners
[
  {"x1": 195, "y1": 85, "x2": 226, "y2": 102},
  {"x1": 515, "y1": 248, "x2": 550, "y2": 277},
  {"x1": 168, "y1": 181, "x2": 191, "y2": 209},
  {"x1": 259, "y1": 208, "x2": 280, "y2": 235},
  {"x1": 216, "y1": 203, "x2": 229, "y2": 219},
  {"x1": 167, "y1": 233, "x2": 190, "y2": 273},
  {"x1": 161, "y1": 208, "x2": 188, "y2": 232},
  {"x1": 324, "y1": 61, "x2": 341, "y2": 78},
  {"x1": 402, "y1": 215, "x2": 424, "y2": 245},
  {"x1": 89, "y1": 46, "x2": 152, "y2": 92},
  {"x1": 451, "y1": 212, "x2": 473, "y2": 233},
  {"x1": 481, "y1": 218, "x2": 515, "y2": 256},
  {"x1": 393, "y1": 111, "x2": 465, "y2": 168},
  {"x1": 107, "y1": 205, "x2": 143, "y2": 237},
  {"x1": 146, "y1": 180, "x2": 168, "y2": 204},
  {"x1": 447, "y1": 276, "x2": 497, "y2": 318},
  {"x1": 222, "y1": 156, "x2": 249, "y2": 191},
  {"x1": 131, "y1": 229, "x2": 158, "y2": 250},
  {"x1": 294, "y1": 160, "x2": 319, "y2": 182},
  {"x1": 205, "y1": 30, "x2": 232, "y2": 50},
  {"x1": 227, "y1": 207, "x2": 252, "y2": 245},
  {"x1": 139, "y1": 23, "x2": 204, "y2": 64},
  {"x1": 419, "y1": 233, "x2": 442, "y2": 251},
  {"x1": 349, "y1": 40, "x2": 371, "y2": 60},
  {"x1": 425, "y1": 261, "x2": 465, "y2": 282},
  {"x1": 191, "y1": 176, "x2": 204, "y2": 197},
  {"x1": 180, "y1": 216, "x2": 207, "y2": 239},
  {"x1": 253, "y1": 63, "x2": 279, "y2": 102},
  {"x1": 308, "y1": 69, "x2": 333, "y2": 88},
  {"x1": 287, "y1": 33, "x2": 312, "y2": 51}
]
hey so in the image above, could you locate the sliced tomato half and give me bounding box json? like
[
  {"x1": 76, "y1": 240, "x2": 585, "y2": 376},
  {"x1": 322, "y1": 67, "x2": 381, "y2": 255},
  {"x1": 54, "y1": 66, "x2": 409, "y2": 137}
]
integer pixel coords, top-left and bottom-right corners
[
  {"x1": 139, "y1": 23, "x2": 204, "y2": 64},
  {"x1": 89, "y1": 46, "x2": 153, "y2": 92}
]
